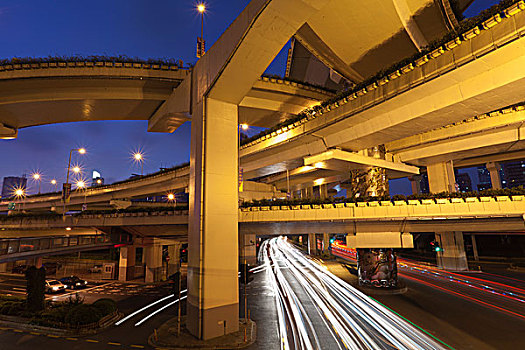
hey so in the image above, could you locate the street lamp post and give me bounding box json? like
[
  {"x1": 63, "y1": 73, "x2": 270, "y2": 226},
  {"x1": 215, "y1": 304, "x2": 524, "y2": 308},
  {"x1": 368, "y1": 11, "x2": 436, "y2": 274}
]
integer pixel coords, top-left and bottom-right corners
[
  {"x1": 32, "y1": 173, "x2": 42, "y2": 194},
  {"x1": 133, "y1": 152, "x2": 144, "y2": 176},
  {"x1": 196, "y1": 3, "x2": 206, "y2": 58},
  {"x1": 63, "y1": 148, "x2": 85, "y2": 215},
  {"x1": 51, "y1": 179, "x2": 57, "y2": 192}
]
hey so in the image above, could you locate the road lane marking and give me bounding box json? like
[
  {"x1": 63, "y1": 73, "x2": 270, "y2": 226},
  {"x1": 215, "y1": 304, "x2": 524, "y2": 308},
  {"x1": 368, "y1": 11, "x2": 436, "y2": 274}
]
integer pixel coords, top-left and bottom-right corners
[
  {"x1": 47, "y1": 334, "x2": 60, "y2": 338},
  {"x1": 66, "y1": 337, "x2": 78, "y2": 341},
  {"x1": 131, "y1": 345, "x2": 145, "y2": 348},
  {"x1": 107, "y1": 342, "x2": 121, "y2": 346},
  {"x1": 86, "y1": 339, "x2": 99, "y2": 343}
]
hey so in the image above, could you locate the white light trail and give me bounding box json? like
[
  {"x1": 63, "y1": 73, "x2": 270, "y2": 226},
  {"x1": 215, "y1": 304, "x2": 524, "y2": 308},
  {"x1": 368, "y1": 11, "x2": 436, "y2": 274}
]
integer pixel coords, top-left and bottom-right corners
[
  {"x1": 135, "y1": 295, "x2": 187, "y2": 326},
  {"x1": 263, "y1": 237, "x2": 447, "y2": 350},
  {"x1": 115, "y1": 289, "x2": 187, "y2": 326}
]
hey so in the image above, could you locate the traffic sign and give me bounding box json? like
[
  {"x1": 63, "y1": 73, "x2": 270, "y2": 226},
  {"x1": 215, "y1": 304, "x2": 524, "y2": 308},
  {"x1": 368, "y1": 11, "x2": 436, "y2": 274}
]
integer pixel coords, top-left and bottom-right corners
[
  {"x1": 62, "y1": 183, "x2": 72, "y2": 203},
  {"x1": 7, "y1": 202, "x2": 15, "y2": 210}
]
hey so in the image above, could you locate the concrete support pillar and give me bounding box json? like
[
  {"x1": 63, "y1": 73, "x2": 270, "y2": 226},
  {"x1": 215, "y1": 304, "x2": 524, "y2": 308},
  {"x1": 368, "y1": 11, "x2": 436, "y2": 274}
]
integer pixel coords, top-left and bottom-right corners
[
  {"x1": 356, "y1": 248, "x2": 398, "y2": 287},
  {"x1": 145, "y1": 243, "x2": 163, "y2": 283},
  {"x1": 119, "y1": 246, "x2": 136, "y2": 282},
  {"x1": 239, "y1": 234, "x2": 257, "y2": 265},
  {"x1": 427, "y1": 161, "x2": 456, "y2": 193},
  {"x1": 486, "y1": 162, "x2": 502, "y2": 189},
  {"x1": 0, "y1": 263, "x2": 6, "y2": 273},
  {"x1": 188, "y1": 98, "x2": 239, "y2": 339},
  {"x1": 322, "y1": 233, "x2": 330, "y2": 253},
  {"x1": 167, "y1": 243, "x2": 182, "y2": 276},
  {"x1": 308, "y1": 233, "x2": 316, "y2": 255},
  {"x1": 471, "y1": 234, "x2": 479, "y2": 261},
  {"x1": 436, "y1": 232, "x2": 468, "y2": 271},
  {"x1": 408, "y1": 175, "x2": 422, "y2": 195},
  {"x1": 348, "y1": 146, "x2": 389, "y2": 198},
  {"x1": 319, "y1": 184, "x2": 328, "y2": 199}
]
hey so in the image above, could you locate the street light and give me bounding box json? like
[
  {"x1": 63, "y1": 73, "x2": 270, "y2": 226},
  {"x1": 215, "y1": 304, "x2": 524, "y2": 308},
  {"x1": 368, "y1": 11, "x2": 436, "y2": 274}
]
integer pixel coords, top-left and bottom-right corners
[
  {"x1": 72, "y1": 166, "x2": 81, "y2": 174},
  {"x1": 51, "y1": 179, "x2": 57, "y2": 192},
  {"x1": 63, "y1": 148, "x2": 86, "y2": 215},
  {"x1": 196, "y1": 3, "x2": 206, "y2": 58},
  {"x1": 12, "y1": 187, "x2": 26, "y2": 213},
  {"x1": 133, "y1": 152, "x2": 144, "y2": 176},
  {"x1": 32, "y1": 172, "x2": 42, "y2": 194}
]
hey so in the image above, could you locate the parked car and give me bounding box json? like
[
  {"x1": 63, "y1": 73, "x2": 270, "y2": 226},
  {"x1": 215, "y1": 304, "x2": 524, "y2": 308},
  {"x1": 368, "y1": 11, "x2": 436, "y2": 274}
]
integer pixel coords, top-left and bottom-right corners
[
  {"x1": 42, "y1": 262, "x2": 62, "y2": 275},
  {"x1": 89, "y1": 264, "x2": 103, "y2": 273},
  {"x1": 45, "y1": 279, "x2": 66, "y2": 293},
  {"x1": 11, "y1": 265, "x2": 29, "y2": 274},
  {"x1": 59, "y1": 276, "x2": 88, "y2": 289}
]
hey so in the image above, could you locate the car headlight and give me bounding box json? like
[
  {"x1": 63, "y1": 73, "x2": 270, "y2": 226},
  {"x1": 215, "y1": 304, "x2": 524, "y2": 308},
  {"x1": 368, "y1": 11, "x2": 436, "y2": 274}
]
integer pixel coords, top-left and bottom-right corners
[
  {"x1": 76, "y1": 282, "x2": 81, "y2": 286},
  {"x1": 84, "y1": 281, "x2": 88, "y2": 284},
  {"x1": 52, "y1": 286, "x2": 59, "y2": 291}
]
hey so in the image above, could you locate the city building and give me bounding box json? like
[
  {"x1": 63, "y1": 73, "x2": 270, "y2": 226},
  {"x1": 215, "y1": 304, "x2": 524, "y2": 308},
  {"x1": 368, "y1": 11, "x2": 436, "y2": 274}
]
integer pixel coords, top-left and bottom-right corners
[
  {"x1": 455, "y1": 172, "x2": 472, "y2": 193},
  {"x1": 477, "y1": 166, "x2": 491, "y2": 191},
  {"x1": 501, "y1": 160, "x2": 525, "y2": 188}
]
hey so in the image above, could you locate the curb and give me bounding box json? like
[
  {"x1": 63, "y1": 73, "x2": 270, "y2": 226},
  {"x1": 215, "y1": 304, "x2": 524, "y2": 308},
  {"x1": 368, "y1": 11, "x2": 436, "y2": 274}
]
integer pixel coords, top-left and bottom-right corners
[
  {"x1": 149, "y1": 319, "x2": 256, "y2": 350},
  {"x1": 0, "y1": 311, "x2": 123, "y2": 337}
]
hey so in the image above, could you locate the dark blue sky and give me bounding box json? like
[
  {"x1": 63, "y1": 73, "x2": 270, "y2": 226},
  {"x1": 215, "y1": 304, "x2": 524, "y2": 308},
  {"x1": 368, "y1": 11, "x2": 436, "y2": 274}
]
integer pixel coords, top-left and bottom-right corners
[{"x1": 0, "y1": 0, "x2": 499, "y2": 194}]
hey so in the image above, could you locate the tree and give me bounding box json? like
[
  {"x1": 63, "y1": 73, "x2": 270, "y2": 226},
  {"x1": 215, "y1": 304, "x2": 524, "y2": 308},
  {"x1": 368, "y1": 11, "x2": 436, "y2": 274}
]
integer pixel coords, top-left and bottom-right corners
[{"x1": 25, "y1": 266, "x2": 46, "y2": 312}]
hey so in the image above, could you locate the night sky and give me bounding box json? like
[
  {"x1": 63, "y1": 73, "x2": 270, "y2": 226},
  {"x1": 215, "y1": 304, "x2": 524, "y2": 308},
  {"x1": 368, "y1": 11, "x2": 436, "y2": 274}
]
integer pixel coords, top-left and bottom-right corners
[{"x1": 0, "y1": 0, "x2": 499, "y2": 195}]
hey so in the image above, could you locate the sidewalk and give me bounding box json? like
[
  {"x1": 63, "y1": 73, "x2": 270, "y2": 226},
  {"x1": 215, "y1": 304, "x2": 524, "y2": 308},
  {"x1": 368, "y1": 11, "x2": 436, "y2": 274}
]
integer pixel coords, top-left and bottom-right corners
[{"x1": 150, "y1": 316, "x2": 256, "y2": 350}]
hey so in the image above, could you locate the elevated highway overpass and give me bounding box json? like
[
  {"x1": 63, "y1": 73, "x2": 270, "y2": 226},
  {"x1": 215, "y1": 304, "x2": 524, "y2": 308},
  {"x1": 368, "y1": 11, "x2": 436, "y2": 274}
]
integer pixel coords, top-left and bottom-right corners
[
  {"x1": 240, "y1": 8, "x2": 525, "y2": 183},
  {"x1": 2, "y1": 0, "x2": 525, "y2": 339}
]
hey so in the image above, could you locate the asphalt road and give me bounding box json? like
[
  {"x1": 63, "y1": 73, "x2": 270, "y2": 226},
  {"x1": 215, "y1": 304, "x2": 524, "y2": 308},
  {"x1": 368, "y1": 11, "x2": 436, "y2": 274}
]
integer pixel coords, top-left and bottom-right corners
[{"x1": 0, "y1": 273, "x2": 182, "y2": 349}]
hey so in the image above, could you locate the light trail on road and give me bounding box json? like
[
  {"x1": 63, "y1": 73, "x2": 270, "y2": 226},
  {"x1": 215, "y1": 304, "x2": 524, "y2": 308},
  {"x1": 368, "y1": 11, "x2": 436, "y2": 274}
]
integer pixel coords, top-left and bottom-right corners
[
  {"x1": 261, "y1": 237, "x2": 448, "y2": 350},
  {"x1": 331, "y1": 243, "x2": 525, "y2": 320}
]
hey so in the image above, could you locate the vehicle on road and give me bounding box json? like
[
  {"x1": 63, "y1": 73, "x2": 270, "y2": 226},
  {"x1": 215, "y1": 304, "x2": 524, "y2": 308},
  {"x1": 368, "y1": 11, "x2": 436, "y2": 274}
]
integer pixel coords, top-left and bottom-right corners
[
  {"x1": 59, "y1": 276, "x2": 88, "y2": 289},
  {"x1": 45, "y1": 279, "x2": 66, "y2": 293},
  {"x1": 89, "y1": 264, "x2": 103, "y2": 273},
  {"x1": 11, "y1": 264, "x2": 29, "y2": 274}
]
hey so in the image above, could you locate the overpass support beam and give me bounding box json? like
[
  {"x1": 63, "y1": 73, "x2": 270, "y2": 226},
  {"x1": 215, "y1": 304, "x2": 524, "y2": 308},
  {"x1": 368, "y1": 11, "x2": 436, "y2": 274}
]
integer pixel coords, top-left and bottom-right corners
[
  {"x1": 119, "y1": 246, "x2": 136, "y2": 282},
  {"x1": 187, "y1": 98, "x2": 239, "y2": 339},
  {"x1": 436, "y1": 232, "x2": 468, "y2": 271},
  {"x1": 322, "y1": 233, "x2": 330, "y2": 254},
  {"x1": 348, "y1": 146, "x2": 389, "y2": 198},
  {"x1": 308, "y1": 233, "x2": 317, "y2": 255},
  {"x1": 486, "y1": 162, "x2": 502, "y2": 189},
  {"x1": 167, "y1": 243, "x2": 182, "y2": 276},
  {"x1": 356, "y1": 249, "x2": 398, "y2": 287},
  {"x1": 427, "y1": 161, "x2": 456, "y2": 193},
  {"x1": 239, "y1": 234, "x2": 257, "y2": 265},
  {"x1": 145, "y1": 242, "x2": 163, "y2": 283}
]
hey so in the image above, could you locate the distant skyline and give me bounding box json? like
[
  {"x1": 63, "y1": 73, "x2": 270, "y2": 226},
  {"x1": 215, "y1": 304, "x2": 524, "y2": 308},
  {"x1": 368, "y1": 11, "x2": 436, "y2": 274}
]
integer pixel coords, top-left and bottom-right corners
[{"x1": 0, "y1": 0, "x2": 500, "y2": 194}]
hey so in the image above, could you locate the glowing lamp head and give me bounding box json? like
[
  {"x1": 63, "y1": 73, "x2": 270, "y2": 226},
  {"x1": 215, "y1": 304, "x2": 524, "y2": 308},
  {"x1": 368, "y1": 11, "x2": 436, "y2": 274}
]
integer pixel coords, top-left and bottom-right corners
[
  {"x1": 65, "y1": 227, "x2": 72, "y2": 231},
  {"x1": 76, "y1": 180, "x2": 85, "y2": 189},
  {"x1": 197, "y1": 3, "x2": 205, "y2": 13},
  {"x1": 14, "y1": 188, "x2": 25, "y2": 197},
  {"x1": 78, "y1": 148, "x2": 86, "y2": 154},
  {"x1": 96, "y1": 179, "x2": 102, "y2": 184},
  {"x1": 32, "y1": 173, "x2": 41, "y2": 180},
  {"x1": 73, "y1": 166, "x2": 81, "y2": 174},
  {"x1": 134, "y1": 152, "x2": 143, "y2": 161},
  {"x1": 51, "y1": 179, "x2": 57, "y2": 185},
  {"x1": 241, "y1": 123, "x2": 249, "y2": 131},
  {"x1": 167, "y1": 193, "x2": 175, "y2": 201}
]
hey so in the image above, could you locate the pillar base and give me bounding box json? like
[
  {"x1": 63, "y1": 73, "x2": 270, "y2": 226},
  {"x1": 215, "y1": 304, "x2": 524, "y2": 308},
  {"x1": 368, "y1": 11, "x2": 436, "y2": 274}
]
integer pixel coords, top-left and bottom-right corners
[
  {"x1": 437, "y1": 256, "x2": 468, "y2": 271},
  {"x1": 187, "y1": 302, "x2": 239, "y2": 340},
  {"x1": 145, "y1": 266, "x2": 164, "y2": 283},
  {"x1": 357, "y1": 248, "x2": 398, "y2": 288}
]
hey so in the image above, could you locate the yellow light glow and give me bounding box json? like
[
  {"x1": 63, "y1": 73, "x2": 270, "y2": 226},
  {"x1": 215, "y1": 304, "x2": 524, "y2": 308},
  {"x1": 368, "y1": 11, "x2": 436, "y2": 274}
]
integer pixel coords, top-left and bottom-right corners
[
  {"x1": 96, "y1": 179, "x2": 102, "y2": 184},
  {"x1": 73, "y1": 166, "x2": 81, "y2": 174},
  {"x1": 134, "y1": 152, "x2": 143, "y2": 161},
  {"x1": 78, "y1": 148, "x2": 86, "y2": 154},
  {"x1": 314, "y1": 162, "x2": 325, "y2": 169},
  {"x1": 65, "y1": 227, "x2": 72, "y2": 231},
  {"x1": 14, "y1": 188, "x2": 25, "y2": 197},
  {"x1": 314, "y1": 178, "x2": 325, "y2": 186},
  {"x1": 167, "y1": 193, "x2": 175, "y2": 201},
  {"x1": 241, "y1": 123, "x2": 249, "y2": 130},
  {"x1": 32, "y1": 173, "x2": 41, "y2": 180},
  {"x1": 51, "y1": 179, "x2": 57, "y2": 185},
  {"x1": 76, "y1": 180, "x2": 86, "y2": 189},
  {"x1": 197, "y1": 3, "x2": 206, "y2": 13}
]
